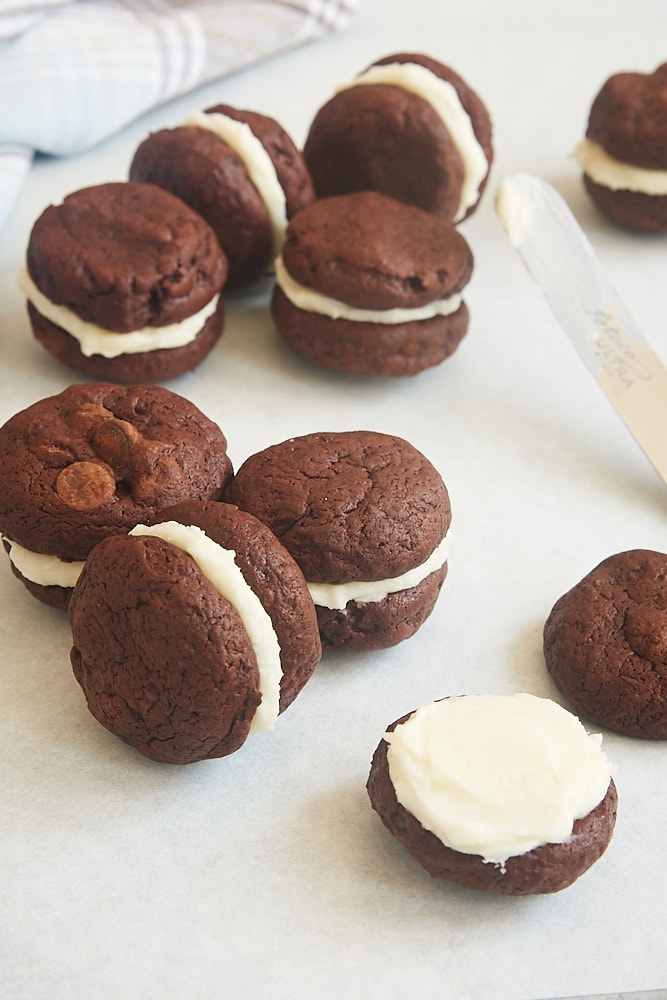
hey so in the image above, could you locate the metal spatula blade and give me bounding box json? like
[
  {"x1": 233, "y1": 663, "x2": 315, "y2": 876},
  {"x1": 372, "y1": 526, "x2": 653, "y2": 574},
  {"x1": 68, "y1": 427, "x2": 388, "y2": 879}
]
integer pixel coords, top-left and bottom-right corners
[{"x1": 495, "y1": 173, "x2": 667, "y2": 488}]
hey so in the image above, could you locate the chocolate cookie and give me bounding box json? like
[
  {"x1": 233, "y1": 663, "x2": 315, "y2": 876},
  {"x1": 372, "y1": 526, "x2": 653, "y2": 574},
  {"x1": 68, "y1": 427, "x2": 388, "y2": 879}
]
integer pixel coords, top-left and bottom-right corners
[
  {"x1": 367, "y1": 695, "x2": 617, "y2": 895},
  {"x1": 272, "y1": 191, "x2": 473, "y2": 376},
  {"x1": 303, "y1": 52, "x2": 493, "y2": 224},
  {"x1": 543, "y1": 549, "x2": 667, "y2": 739},
  {"x1": 22, "y1": 181, "x2": 227, "y2": 382},
  {"x1": 574, "y1": 63, "x2": 667, "y2": 232},
  {"x1": 0, "y1": 383, "x2": 233, "y2": 609},
  {"x1": 69, "y1": 500, "x2": 321, "y2": 764},
  {"x1": 226, "y1": 430, "x2": 451, "y2": 651},
  {"x1": 130, "y1": 104, "x2": 315, "y2": 288}
]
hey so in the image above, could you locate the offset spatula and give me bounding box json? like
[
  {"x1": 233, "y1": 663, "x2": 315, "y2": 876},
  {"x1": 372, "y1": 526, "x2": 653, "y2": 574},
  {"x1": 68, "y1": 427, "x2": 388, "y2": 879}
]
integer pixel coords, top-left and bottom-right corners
[{"x1": 495, "y1": 173, "x2": 667, "y2": 488}]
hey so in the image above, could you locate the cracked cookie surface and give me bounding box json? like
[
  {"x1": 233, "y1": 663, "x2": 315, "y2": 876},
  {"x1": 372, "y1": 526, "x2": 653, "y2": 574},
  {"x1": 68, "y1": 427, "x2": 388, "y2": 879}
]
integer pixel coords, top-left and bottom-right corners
[{"x1": 543, "y1": 548, "x2": 667, "y2": 739}]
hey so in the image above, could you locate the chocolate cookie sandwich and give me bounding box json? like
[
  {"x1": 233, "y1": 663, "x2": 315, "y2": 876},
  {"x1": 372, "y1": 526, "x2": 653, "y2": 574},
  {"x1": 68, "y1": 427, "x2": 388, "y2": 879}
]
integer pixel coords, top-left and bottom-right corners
[
  {"x1": 21, "y1": 181, "x2": 227, "y2": 382},
  {"x1": 367, "y1": 694, "x2": 617, "y2": 895},
  {"x1": 0, "y1": 383, "x2": 233, "y2": 609},
  {"x1": 130, "y1": 104, "x2": 315, "y2": 288},
  {"x1": 271, "y1": 191, "x2": 473, "y2": 377},
  {"x1": 544, "y1": 549, "x2": 667, "y2": 739},
  {"x1": 226, "y1": 430, "x2": 451, "y2": 651},
  {"x1": 574, "y1": 63, "x2": 667, "y2": 232},
  {"x1": 69, "y1": 500, "x2": 322, "y2": 764},
  {"x1": 303, "y1": 52, "x2": 493, "y2": 224}
]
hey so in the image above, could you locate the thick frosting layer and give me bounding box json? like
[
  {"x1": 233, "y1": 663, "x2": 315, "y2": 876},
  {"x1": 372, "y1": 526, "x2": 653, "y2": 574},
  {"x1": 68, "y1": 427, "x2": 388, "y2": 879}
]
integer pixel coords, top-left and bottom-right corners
[
  {"x1": 19, "y1": 269, "x2": 219, "y2": 358},
  {"x1": 308, "y1": 532, "x2": 449, "y2": 610},
  {"x1": 274, "y1": 256, "x2": 462, "y2": 325},
  {"x1": 185, "y1": 109, "x2": 288, "y2": 253},
  {"x1": 340, "y1": 62, "x2": 488, "y2": 221},
  {"x1": 574, "y1": 138, "x2": 667, "y2": 195},
  {"x1": 2, "y1": 535, "x2": 84, "y2": 588},
  {"x1": 385, "y1": 693, "x2": 612, "y2": 865},
  {"x1": 130, "y1": 522, "x2": 283, "y2": 733}
]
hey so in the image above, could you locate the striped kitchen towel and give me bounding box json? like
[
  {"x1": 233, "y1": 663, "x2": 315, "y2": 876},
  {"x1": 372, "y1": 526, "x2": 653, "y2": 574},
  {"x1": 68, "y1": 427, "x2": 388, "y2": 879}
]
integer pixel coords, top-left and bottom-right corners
[{"x1": 0, "y1": 0, "x2": 357, "y2": 228}]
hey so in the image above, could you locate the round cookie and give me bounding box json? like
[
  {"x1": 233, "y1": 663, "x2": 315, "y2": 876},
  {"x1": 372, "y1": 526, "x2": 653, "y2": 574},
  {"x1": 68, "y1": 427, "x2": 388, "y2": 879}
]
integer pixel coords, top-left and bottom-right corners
[
  {"x1": 0, "y1": 383, "x2": 233, "y2": 609},
  {"x1": 272, "y1": 191, "x2": 473, "y2": 377},
  {"x1": 69, "y1": 500, "x2": 322, "y2": 764},
  {"x1": 367, "y1": 694, "x2": 617, "y2": 895},
  {"x1": 130, "y1": 104, "x2": 315, "y2": 288},
  {"x1": 574, "y1": 63, "x2": 667, "y2": 232},
  {"x1": 22, "y1": 181, "x2": 227, "y2": 382},
  {"x1": 543, "y1": 548, "x2": 667, "y2": 739},
  {"x1": 303, "y1": 52, "x2": 493, "y2": 224},
  {"x1": 226, "y1": 430, "x2": 451, "y2": 651}
]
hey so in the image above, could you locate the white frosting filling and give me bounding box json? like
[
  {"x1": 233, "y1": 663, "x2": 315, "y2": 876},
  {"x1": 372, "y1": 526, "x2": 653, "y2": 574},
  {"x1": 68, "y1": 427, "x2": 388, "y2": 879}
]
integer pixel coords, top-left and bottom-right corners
[
  {"x1": 494, "y1": 174, "x2": 536, "y2": 247},
  {"x1": 308, "y1": 532, "x2": 449, "y2": 611},
  {"x1": 185, "y1": 109, "x2": 288, "y2": 254},
  {"x1": 385, "y1": 693, "x2": 612, "y2": 866},
  {"x1": 130, "y1": 522, "x2": 283, "y2": 733},
  {"x1": 2, "y1": 535, "x2": 84, "y2": 588},
  {"x1": 340, "y1": 62, "x2": 488, "y2": 222},
  {"x1": 574, "y1": 138, "x2": 667, "y2": 195},
  {"x1": 19, "y1": 269, "x2": 220, "y2": 359},
  {"x1": 274, "y1": 256, "x2": 462, "y2": 325}
]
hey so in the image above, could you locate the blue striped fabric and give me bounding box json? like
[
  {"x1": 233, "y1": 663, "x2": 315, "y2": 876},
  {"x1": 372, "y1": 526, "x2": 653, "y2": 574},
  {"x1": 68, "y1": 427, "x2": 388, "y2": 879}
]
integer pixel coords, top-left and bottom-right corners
[{"x1": 0, "y1": 0, "x2": 356, "y2": 226}]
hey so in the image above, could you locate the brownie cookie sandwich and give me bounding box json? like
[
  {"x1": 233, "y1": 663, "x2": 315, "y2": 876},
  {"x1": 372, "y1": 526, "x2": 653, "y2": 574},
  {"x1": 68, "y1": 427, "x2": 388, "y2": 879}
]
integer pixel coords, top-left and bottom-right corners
[
  {"x1": 544, "y1": 549, "x2": 667, "y2": 739},
  {"x1": 272, "y1": 191, "x2": 473, "y2": 377},
  {"x1": 574, "y1": 63, "x2": 667, "y2": 232},
  {"x1": 303, "y1": 52, "x2": 493, "y2": 224},
  {"x1": 69, "y1": 499, "x2": 321, "y2": 764},
  {"x1": 367, "y1": 694, "x2": 617, "y2": 895},
  {"x1": 0, "y1": 383, "x2": 233, "y2": 609},
  {"x1": 130, "y1": 104, "x2": 315, "y2": 288},
  {"x1": 226, "y1": 430, "x2": 451, "y2": 652},
  {"x1": 21, "y1": 181, "x2": 227, "y2": 383}
]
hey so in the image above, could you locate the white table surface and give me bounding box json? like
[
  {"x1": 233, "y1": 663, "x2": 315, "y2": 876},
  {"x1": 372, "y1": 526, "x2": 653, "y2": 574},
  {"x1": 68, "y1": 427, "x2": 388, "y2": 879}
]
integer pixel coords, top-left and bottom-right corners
[{"x1": 2, "y1": 2, "x2": 667, "y2": 998}]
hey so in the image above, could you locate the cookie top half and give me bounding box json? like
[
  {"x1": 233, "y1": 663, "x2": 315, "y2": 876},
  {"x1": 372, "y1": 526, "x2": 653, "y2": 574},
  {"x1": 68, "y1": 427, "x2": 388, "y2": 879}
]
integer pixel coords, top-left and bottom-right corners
[
  {"x1": 226, "y1": 430, "x2": 451, "y2": 584},
  {"x1": 26, "y1": 181, "x2": 227, "y2": 332},
  {"x1": 278, "y1": 191, "x2": 473, "y2": 312},
  {"x1": 586, "y1": 62, "x2": 667, "y2": 168},
  {"x1": 0, "y1": 382, "x2": 233, "y2": 560},
  {"x1": 543, "y1": 548, "x2": 667, "y2": 739}
]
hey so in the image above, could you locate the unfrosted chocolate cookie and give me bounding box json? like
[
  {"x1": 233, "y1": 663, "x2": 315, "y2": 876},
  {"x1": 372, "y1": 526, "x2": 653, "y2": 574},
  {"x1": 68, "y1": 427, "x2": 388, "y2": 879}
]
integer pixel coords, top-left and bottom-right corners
[
  {"x1": 69, "y1": 500, "x2": 321, "y2": 764},
  {"x1": 0, "y1": 383, "x2": 233, "y2": 608},
  {"x1": 367, "y1": 695, "x2": 617, "y2": 895},
  {"x1": 543, "y1": 549, "x2": 667, "y2": 739},
  {"x1": 23, "y1": 181, "x2": 227, "y2": 382},
  {"x1": 574, "y1": 63, "x2": 667, "y2": 232},
  {"x1": 130, "y1": 104, "x2": 315, "y2": 288},
  {"x1": 303, "y1": 52, "x2": 493, "y2": 223},
  {"x1": 226, "y1": 430, "x2": 451, "y2": 651},
  {"x1": 272, "y1": 191, "x2": 473, "y2": 376}
]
